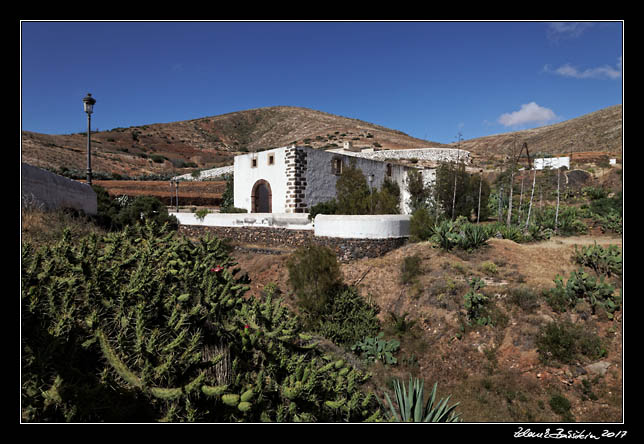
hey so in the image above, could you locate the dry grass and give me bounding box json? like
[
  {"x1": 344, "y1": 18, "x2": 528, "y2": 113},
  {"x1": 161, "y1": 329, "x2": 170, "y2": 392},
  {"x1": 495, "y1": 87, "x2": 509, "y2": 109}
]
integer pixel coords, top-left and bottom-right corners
[{"x1": 21, "y1": 207, "x2": 108, "y2": 250}]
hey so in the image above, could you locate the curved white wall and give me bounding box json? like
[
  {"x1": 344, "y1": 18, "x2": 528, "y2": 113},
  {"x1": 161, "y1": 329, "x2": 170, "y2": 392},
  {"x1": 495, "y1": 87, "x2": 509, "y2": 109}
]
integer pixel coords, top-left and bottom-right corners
[
  {"x1": 314, "y1": 214, "x2": 410, "y2": 239},
  {"x1": 171, "y1": 212, "x2": 313, "y2": 230}
]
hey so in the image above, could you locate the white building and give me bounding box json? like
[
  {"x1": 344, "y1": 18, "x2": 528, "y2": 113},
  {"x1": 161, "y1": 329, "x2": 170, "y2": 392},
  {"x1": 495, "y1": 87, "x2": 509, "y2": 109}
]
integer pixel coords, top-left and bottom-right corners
[{"x1": 233, "y1": 145, "x2": 435, "y2": 214}]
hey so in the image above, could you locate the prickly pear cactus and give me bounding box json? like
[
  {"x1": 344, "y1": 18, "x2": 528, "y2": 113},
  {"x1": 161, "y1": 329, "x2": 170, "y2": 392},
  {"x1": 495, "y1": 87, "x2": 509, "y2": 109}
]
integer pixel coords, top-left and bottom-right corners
[{"x1": 22, "y1": 222, "x2": 382, "y2": 422}]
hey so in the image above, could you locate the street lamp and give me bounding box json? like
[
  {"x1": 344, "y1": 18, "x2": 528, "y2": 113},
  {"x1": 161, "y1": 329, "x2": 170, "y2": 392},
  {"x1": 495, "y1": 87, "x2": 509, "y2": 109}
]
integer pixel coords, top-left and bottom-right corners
[{"x1": 82, "y1": 93, "x2": 96, "y2": 185}]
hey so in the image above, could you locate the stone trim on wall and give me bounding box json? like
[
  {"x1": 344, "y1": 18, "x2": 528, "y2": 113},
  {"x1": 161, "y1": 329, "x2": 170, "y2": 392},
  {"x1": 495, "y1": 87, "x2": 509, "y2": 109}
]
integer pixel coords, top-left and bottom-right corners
[
  {"x1": 177, "y1": 225, "x2": 407, "y2": 262},
  {"x1": 284, "y1": 146, "x2": 308, "y2": 213}
]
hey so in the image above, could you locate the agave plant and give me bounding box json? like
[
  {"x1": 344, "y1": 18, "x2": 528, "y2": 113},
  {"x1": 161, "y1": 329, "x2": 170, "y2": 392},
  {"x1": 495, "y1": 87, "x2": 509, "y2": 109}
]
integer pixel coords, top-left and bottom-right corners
[
  {"x1": 431, "y1": 220, "x2": 460, "y2": 251},
  {"x1": 384, "y1": 377, "x2": 462, "y2": 422}
]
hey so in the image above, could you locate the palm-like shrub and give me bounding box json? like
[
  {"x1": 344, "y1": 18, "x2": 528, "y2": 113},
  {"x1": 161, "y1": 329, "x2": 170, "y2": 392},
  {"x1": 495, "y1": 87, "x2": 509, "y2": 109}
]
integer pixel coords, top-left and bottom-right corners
[{"x1": 384, "y1": 377, "x2": 461, "y2": 422}]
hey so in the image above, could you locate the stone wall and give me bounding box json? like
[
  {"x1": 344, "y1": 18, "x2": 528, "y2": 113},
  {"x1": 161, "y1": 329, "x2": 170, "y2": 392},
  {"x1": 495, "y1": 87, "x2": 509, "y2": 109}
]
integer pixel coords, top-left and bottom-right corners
[
  {"x1": 284, "y1": 146, "x2": 309, "y2": 213},
  {"x1": 21, "y1": 163, "x2": 97, "y2": 215},
  {"x1": 172, "y1": 165, "x2": 234, "y2": 181},
  {"x1": 332, "y1": 147, "x2": 471, "y2": 164},
  {"x1": 177, "y1": 225, "x2": 407, "y2": 262}
]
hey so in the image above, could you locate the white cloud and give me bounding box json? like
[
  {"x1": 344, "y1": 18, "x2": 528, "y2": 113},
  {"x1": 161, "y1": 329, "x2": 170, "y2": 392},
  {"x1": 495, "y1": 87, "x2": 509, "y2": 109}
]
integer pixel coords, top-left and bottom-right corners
[
  {"x1": 546, "y1": 22, "x2": 594, "y2": 41},
  {"x1": 498, "y1": 102, "x2": 557, "y2": 127},
  {"x1": 544, "y1": 57, "x2": 622, "y2": 80}
]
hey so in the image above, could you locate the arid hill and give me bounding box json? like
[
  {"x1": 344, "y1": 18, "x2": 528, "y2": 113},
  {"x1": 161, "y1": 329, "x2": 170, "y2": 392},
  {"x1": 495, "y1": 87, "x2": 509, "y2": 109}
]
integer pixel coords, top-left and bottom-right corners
[
  {"x1": 454, "y1": 104, "x2": 622, "y2": 165},
  {"x1": 21, "y1": 106, "x2": 445, "y2": 179},
  {"x1": 21, "y1": 104, "x2": 622, "y2": 179}
]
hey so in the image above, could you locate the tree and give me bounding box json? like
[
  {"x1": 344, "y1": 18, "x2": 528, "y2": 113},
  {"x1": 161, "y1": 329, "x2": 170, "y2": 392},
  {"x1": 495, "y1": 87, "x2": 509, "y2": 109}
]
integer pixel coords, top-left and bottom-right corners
[
  {"x1": 434, "y1": 163, "x2": 490, "y2": 221},
  {"x1": 335, "y1": 160, "x2": 371, "y2": 215},
  {"x1": 372, "y1": 179, "x2": 401, "y2": 214},
  {"x1": 286, "y1": 243, "x2": 343, "y2": 326},
  {"x1": 220, "y1": 173, "x2": 234, "y2": 210},
  {"x1": 334, "y1": 161, "x2": 400, "y2": 215},
  {"x1": 406, "y1": 169, "x2": 432, "y2": 213}
]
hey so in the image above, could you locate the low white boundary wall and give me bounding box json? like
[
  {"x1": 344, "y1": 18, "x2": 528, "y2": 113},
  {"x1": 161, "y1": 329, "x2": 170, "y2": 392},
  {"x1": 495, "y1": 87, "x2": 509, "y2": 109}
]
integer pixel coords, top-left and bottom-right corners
[
  {"x1": 171, "y1": 212, "x2": 313, "y2": 230},
  {"x1": 314, "y1": 214, "x2": 410, "y2": 239}
]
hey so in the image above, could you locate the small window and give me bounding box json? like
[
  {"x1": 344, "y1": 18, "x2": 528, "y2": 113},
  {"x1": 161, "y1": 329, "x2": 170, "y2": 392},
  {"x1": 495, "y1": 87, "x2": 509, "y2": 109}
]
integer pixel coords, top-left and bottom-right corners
[
  {"x1": 386, "y1": 163, "x2": 392, "y2": 177},
  {"x1": 332, "y1": 157, "x2": 343, "y2": 175},
  {"x1": 268, "y1": 154, "x2": 275, "y2": 165},
  {"x1": 251, "y1": 157, "x2": 257, "y2": 168}
]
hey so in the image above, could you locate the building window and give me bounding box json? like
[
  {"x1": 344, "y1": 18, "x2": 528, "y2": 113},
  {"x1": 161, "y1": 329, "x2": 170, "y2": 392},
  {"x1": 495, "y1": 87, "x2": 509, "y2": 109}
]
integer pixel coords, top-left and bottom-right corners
[
  {"x1": 332, "y1": 157, "x2": 343, "y2": 175},
  {"x1": 386, "y1": 163, "x2": 392, "y2": 177},
  {"x1": 251, "y1": 157, "x2": 258, "y2": 168},
  {"x1": 268, "y1": 154, "x2": 275, "y2": 165}
]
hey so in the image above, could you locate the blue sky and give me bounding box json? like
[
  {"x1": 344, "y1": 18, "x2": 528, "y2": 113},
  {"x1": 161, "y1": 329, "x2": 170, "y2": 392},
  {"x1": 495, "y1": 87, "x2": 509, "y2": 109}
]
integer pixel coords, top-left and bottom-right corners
[{"x1": 21, "y1": 21, "x2": 622, "y2": 144}]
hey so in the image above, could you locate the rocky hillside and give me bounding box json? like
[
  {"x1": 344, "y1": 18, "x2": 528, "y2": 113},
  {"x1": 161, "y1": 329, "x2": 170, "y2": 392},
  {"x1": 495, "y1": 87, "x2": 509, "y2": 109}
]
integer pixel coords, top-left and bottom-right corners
[
  {"x1": 21, "y1": 104, "x2": 622, "y2": 179},
  {"x1": 21, "y1": 106, "x2": 444, "y2": 179}
]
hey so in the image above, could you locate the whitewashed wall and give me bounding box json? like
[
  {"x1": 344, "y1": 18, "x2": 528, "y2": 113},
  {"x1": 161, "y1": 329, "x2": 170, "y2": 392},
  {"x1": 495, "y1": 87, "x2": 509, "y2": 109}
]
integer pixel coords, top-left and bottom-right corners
[
  {"x1": 314, "y1": 214, "x2": 410, "y2": 238},
  {"x1": 234, "y1": 148, "x2": 288, "y2": 212},
  {"x1": 233, "y1": 146, "x2": 436, "y2": 215},
  {"x1": 170, "y1": 212, "x2": 313, "y2": 229}
]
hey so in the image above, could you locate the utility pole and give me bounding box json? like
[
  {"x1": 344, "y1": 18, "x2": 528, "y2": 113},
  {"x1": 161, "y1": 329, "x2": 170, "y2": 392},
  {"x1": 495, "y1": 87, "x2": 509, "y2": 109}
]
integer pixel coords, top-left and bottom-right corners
[
  {"x1": 525, "y1": 166, "x2": 537, "y2": 230},
  {"x1": 477, "y1": 169, "x2": 483, "y2": 224},
  {"x1": 451, "y1": 132, "x2": 462, "y2": 221}
]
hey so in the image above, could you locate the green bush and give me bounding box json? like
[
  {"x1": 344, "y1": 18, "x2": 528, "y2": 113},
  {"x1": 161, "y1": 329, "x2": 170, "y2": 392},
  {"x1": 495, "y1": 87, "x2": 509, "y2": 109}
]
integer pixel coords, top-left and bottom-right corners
[
  {"x1": 335, "y1": 161, "x2": 400, "y2": 215},
  {"x1": 150, "y1": 154, "x2": 166, "y2": 164},
  {"x1": 308, "y1": 199, "x2": 338, "y2": 220},
  {"x1": 508, "y1": 285, "x2": 540, "y2": 313},
  {"x1": 286, "y1": 244, "x2": 343, "y2": 325},
  {"x1": 351, "y1": 332, "x2": 399, "y2": 365},
  {"x1": 400, "y1": 254, "x2": 422, "y2": 285},
  {"x1": 434, "y1": 163, "x2": 491, "y2": 221},
  {"x1": 464, "y1": 277, "x2": 492, "y2": 326},
  {"x1": 409, "y1": 207, "x2": 435, "y2": 242},
  {"x1": 549, "y1": 394, "x2": 574, "y2": 421},
  {"x1": 115, "y1": 195, "x2": 179, "y2": 231},
  {"x1": 315, "y1": 285, "x2": 381, "y2": 347},
  {"x1": 219, "y1": 174, "x2": 235, "y2": 211},
  {"x1": 195, "y1": 208, "x2": 210, "y2": 221},
  {"x1": 536, "y1": 321, "x2": 605, "y2": 366},
  {"x1": 545, "y1": 269, "x2": 620, "y2": 318},
  {"x1": 573, "y1": 243, "x2": 622, "y2": 277},
  {"x1": 91, "y1": 186, "x2": 178, "y2": 232}
]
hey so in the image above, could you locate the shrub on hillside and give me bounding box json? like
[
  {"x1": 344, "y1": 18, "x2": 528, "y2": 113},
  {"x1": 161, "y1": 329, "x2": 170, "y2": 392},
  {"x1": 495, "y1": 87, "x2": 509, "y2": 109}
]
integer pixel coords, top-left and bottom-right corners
[
  {"x1": 536, "y1": 321, "x2": 606, "y2": 367},
  {"x1": 409, "y1": 207, "x2": 435, "y2": 242},
  {"x1": 286, "y1": 243, "x2": 343, "y2": 325}
]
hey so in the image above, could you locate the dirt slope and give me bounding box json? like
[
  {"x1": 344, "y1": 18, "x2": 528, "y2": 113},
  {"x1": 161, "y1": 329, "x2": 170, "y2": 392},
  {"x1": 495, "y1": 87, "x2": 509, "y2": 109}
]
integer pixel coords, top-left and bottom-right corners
[{"x1": 231, "y1": 233, "x2": 623, "y2": 422}]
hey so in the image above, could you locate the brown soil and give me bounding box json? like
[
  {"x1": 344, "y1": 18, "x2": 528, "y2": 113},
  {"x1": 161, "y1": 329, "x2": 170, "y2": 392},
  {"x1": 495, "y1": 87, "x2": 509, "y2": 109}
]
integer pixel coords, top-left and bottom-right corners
[{"x1": 230, "y1": 233, "x2": 623, "y2": 422}]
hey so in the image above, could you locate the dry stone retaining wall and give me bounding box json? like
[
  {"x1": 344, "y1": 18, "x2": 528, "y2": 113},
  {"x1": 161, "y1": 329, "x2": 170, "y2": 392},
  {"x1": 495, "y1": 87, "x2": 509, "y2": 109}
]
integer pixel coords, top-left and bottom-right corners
[
  {"x1": 339, "y1": 147, "x2": 471, "y2": 164},
  {"x1": 177, "y1": 225, "x2": 406, "y2": 262}
]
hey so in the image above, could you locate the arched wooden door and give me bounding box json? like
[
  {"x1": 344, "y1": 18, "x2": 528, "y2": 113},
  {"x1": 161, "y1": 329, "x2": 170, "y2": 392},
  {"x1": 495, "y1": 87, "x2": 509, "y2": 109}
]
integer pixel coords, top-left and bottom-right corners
[{"x1": 251, "y1": 179, "x2": 272, "y2": 213}]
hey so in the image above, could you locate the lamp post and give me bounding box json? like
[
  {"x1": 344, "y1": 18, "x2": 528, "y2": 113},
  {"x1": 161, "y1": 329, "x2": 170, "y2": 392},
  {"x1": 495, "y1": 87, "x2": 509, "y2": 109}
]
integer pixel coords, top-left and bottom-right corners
[{"x1": 82, "y1": 93, "x2": 96, "y2": 185}]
